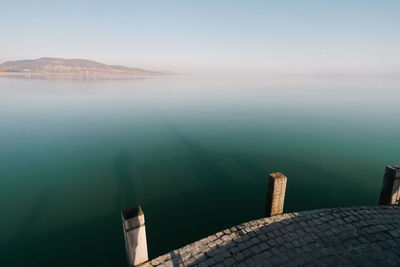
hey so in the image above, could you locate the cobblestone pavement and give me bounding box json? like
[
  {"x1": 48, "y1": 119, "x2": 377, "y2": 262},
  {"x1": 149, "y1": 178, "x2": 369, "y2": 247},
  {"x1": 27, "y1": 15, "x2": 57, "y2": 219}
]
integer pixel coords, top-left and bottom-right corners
[{"x1": 142, "y1": 206, "x2": 400, "y2": 266}]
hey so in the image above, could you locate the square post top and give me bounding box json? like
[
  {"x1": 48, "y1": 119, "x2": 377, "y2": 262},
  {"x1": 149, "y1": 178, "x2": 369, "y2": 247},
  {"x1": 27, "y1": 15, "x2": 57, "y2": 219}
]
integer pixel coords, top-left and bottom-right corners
[
  {"x1": 122, "y1": 205, "x2": 143, "y2": 220},
  {"x1": 121, "y1": 205, "x2": 145, "y2": 231},
  {"x1": 386, "y1": 166, "x2": 400, "y2": 177},
  {"x1": 269, "y1": 172, "x2": 287, "y2": 181}
]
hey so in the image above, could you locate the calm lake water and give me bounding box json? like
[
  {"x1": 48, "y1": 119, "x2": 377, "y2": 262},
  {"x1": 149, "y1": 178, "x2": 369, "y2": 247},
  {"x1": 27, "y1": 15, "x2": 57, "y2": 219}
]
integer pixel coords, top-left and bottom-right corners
[{"x1": 0, "y1": 74, "x2": 399, "y2": 266}]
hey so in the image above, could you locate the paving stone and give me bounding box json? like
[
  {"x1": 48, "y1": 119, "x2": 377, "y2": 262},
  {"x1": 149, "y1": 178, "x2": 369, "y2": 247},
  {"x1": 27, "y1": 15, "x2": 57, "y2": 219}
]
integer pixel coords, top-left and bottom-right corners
[
  {"x1": 224, "y1": 257, "x2": 235, "y2": 266},
  {"x1": 162, "y1": 260, "x2": 173, "y2": 267},
  {"x1": 242, "y1": 248, "x2": 253, "y2": 258},
  {"x1": 258, "y1": 242, "x2": 269, "y2": 251},
  {"x1": 215, "y1": 239, "x2": 223, "y2": 245},
  {"x1": 221, "y1": 235, "x2": 231, "y2": 242},
  {"x1": 259, "y1": 234, "x2": 267, "y2": 241},
  {"x1": 205, "y1": 258, "x2": 215, "y2": 266},
  {"x1": 214, "y1": 253, "x2": 224, "y2": 262},
  {"x1": 250, "y1": 245, "x2": 261, "y2": 254},
  {"x1": 222, "y1": 251, "x2": 231, "y2": 258},
  {"x1": 234, "y1": 251, "x2": 245, "y2": 262}
]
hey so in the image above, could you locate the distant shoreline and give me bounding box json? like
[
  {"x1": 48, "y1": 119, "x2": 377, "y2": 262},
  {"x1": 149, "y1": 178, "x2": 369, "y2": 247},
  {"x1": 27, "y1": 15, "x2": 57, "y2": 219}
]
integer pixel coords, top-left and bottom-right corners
[
  {"x1": 0, "y1": 72, "x2": 170, "y2": 81},
  {"x1": 0, "y1": 70, "x2": 166, "y2": 76},
  {"x1": 0, "y1": 70, "x2": 170, "y2": 76},
  {"x1": 0, "y1": 57, "x2": 168, "y2": 76}
]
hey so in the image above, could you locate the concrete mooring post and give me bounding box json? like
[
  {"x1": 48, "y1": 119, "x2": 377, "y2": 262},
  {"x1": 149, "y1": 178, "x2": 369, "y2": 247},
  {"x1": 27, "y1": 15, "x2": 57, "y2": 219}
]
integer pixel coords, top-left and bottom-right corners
[
  {"x1": 379, "y1": 166, "x2": 400, "y2": 205},
  {"x1": 121, "y1": 205, "x2": 148, "y2": 266},
  {"x1": 265, "y1": 172, "x2": 287, "y2": 217}
]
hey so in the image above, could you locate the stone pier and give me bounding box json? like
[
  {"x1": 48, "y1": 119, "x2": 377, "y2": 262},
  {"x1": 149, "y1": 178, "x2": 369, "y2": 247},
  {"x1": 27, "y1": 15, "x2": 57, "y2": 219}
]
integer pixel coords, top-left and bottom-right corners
[{"x1": 144, "y1": 206, "x2": 400, "y2": 266}]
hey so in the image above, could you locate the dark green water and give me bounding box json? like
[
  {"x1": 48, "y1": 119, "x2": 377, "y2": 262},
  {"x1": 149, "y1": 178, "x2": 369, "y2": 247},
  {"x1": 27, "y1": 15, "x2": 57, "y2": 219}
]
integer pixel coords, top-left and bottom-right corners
[{"x1": 0, "y1": 75, "x2": 399, "y2": 266}]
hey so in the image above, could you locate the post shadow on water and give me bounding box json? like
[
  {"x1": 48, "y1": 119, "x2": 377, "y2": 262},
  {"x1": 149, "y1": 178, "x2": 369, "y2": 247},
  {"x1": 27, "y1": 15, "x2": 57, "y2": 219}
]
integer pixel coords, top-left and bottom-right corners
[
  {"x1": 113, "y1": 150, "x2": 135, "y2": 211},
  {"x1": 163, "y1": 120, "x2": 236, "y2": 188}
]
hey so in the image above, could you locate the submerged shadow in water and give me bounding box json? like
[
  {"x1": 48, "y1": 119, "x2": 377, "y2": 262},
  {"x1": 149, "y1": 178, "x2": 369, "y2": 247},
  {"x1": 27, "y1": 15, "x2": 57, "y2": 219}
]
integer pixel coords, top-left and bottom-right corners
[
  {"x1": 113, "y1": 150, "x2": 135, "y2": 211},
  {"x1": 163, "y1": 121, "x2": 234, "y2": 189}
]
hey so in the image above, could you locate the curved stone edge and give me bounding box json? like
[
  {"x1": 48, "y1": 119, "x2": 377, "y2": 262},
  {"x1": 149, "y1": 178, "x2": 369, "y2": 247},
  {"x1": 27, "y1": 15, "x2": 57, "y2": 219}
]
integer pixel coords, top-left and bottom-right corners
[{"x1": 141, "y1": 206, "x2": 400, "y2": 266}]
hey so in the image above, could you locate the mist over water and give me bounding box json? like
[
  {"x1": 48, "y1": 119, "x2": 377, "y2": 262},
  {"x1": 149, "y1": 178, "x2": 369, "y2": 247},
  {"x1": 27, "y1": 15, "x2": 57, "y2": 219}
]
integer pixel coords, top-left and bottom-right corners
[{"x1": 0, "y1": 74, "x2": 399, "y2": 266}]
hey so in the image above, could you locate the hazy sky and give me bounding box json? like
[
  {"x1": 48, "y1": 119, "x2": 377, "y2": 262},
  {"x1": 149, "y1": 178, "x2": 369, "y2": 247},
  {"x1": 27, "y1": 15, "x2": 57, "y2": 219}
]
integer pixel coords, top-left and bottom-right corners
[{"x1": 1, "y1": 0, "x2": 400, "y2": 74}]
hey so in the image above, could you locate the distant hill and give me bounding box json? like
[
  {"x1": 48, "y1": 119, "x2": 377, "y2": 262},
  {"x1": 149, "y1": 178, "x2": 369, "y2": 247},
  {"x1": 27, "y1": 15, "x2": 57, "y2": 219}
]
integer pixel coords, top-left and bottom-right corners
[{"x1": 0, "y1": 57, "x2": 162, "y2": 75}]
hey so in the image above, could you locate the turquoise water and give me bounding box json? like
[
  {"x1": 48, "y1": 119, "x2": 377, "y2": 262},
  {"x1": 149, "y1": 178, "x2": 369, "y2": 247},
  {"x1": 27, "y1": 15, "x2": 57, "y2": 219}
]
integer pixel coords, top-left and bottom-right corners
[{"x1": 0, "y1": 75, "x2": 399, "y2": 266}]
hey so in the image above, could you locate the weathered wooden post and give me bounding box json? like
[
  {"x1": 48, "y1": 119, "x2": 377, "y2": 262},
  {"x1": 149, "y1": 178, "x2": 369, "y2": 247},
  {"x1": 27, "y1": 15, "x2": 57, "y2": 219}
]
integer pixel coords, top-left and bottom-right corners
[
  {"x1": 121, "y1": 205, "x2": 148, "y2": 266},
  {"x1": 265, "y1": 172, "x2": 287, "y2": 217},
  {"x1": 379, "y1": 166, "x2": 400, "y2": 205}
]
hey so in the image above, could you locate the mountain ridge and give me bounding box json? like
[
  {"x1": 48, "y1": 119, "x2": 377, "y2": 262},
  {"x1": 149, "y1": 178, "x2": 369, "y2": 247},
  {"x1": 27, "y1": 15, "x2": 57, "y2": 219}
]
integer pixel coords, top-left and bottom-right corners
[{"x1": 0, "y1": 57, "x2": 162, "y2": 75}]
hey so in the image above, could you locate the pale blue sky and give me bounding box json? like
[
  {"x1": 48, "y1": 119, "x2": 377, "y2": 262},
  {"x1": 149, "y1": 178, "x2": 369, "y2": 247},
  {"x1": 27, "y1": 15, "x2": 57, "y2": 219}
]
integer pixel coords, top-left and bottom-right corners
[{"x1": 1, "y1": 0, "x2": 400, "y2": 74}]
